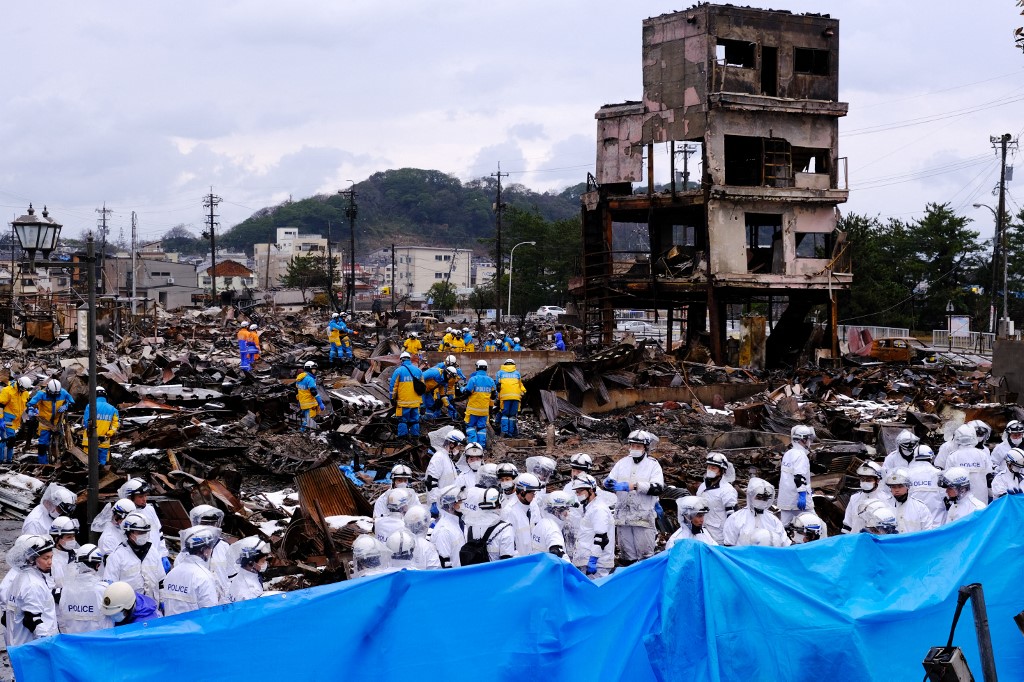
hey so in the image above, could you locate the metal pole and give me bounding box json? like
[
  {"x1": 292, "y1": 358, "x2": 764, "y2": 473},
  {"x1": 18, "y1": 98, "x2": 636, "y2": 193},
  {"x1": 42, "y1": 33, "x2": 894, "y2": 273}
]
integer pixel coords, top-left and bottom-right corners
[
  {"x1": 996, "y1": 135, "x2": 1011, "y2": 334},
  {"x1": 960, "y1": 583, "x2": 999, "y2": 682},
  {"x1": 86, "y1": 236, "x2": 99, "y2": 537},
  {"x1": 390, "y1": 243, "x2": 396, "y2": 313},
  {"x1": 506, "y1": 241, "x2": 535, "y2": 319},
  {"x1": 130, "y1": 212, "x2": 137, "y2": 315}
]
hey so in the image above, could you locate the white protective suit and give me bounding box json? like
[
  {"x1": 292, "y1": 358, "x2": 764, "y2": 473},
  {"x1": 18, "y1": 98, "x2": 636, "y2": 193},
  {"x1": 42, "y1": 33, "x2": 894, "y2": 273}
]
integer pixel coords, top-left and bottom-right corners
[
  {"x1": 608, "y1": 454, "x2": 664, "y2": 562},
  {"x1": 696, "y1": 479, "x2": 737, "y2": 544},
  {"x1": 882, "y1": 450, "x2": 917, "y2": 478},
  {"x1": 135, "y1": 503, "x2": 169, "y2": 559},
  {"x1": 374, "y1": 515, "x2": 406, "y2": 544},
  {"x1": 430, "y1": 510, "x2": 465, "y2": 568},
  {"x1": 501, "y1": 498, "x2": 535, "y2": 557},
  {"x1": 425, "y1": 448, "x2": 458, "y2": 506},
  {"x1": 934, "y1": 439, "x2": 958, "y2": 470},
  {"x1": 778, "y1": 442, "x2": 813, "y2": 524},
  {"x1": 464, "y1": 510, "x2": 515, "y2": 562},
  {"x1": 991, "y1": 468, "x2": 1024, "y2": 498},
  {"x1": 722, "y1": 485, "x2": 791, "y2": 547},
  {"x1": 51, "y1": 547, "x2": 76, "y2": 589},
  {"x1": 6, "y1": 566, "x2": 57, "y2": 646},
  {"x1": 97, "y1": 522, "x2": 125, "y2": 558},
  {"x1": 173, "y1": 537, "x2": 231, "y2": 602},
  {"x1": 22, "y1": 505, "x2": 56, "y2": 536},
  {"x1": 891, "y1": 496, "x2": 935, "y2": 533},
  {"x1": 943, "y1": 495, "x2": 985, "y2": 525},
  {"x1": 102, "y1": 541, "x2": 165, "y2": 604},
  {"x1": 946, "y1": 447, "x2": 992, "y2": 506},
  {"x1": 412, "y1": 537, "x2": 441, "y2": 570},
  {"x1": 907, "y1": 460, "x2": 945, "y2": 527},
  {"x1": 162, "y1": 553, "x2": 220, "y2": 616},
  {"x1": 228, "y1": 569, "x2": 263, "y2": 603},
  {"x1": 842, "y1": 486, "x2": 893, "y2": 534},
  {"x1": 531, "y1": 516, "x2": 567, "y2": 556},
  {"x1": 989, "y1": 438, "x2": 1021, "y2": 471},
  {"x1": 666, "y1": 522, "x2": 718, "y2": 550},
  {"x1": 571, "y1": 497, "x2": 615, "y2": 577},
  {"x1": 57, "y1": 566, "x2": 112, "y2": 634}
]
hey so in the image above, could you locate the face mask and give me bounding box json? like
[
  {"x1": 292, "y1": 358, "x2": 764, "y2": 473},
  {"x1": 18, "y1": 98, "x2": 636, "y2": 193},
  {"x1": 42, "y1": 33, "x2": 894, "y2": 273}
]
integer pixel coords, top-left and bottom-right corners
[
  {"x1": 792, "y1": 533, "x2": 806, "y2": 544},
  {"x1": 1011, "y1": 435, "x2": 1024, "y2": 445},
  {"x1": 133, "y1": 532, "x2": 151, "y2": 545},
  {"x1": 860, "y1": 481, "x2": 876, "y2": 492},
  {"x1": 630, "y1": 449, "x2": 645, "y2": 462},
  {"x1": 256, "y1": 560, "x2": 268, "y2": 574},
  {"x1": 705, "y1": 468, "x2": 718, "y2": 479},
  {"x1": 500, "y1": 481, "x2": 514, "y2": 493},
  {"x1": 467, "y1": 459, "x2": 481, "y2": 472},
  {"x1": 394, "y1": 481, "x2": 408, "y2": 489},
  {"x1": 112, "y1": 611, "x2": 127, "y2": 624},
  {"x1": 751, "y1": 496, "x2": 771, "y2": 511},
  {"x1": 61, "y1": 539, "x2": 80, "y2": 551},
  {"x1": 576, "y1": 492, "x2": 589, "y2": 505}
]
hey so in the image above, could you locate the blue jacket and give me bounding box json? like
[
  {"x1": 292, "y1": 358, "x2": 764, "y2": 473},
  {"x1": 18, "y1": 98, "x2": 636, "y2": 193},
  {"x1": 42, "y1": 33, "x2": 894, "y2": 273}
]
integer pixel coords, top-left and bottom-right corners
[
  {"x1": 123, "y1": 592, "x2": 159, "y2": 625},
  {"x1": 554, "y1": 332, "x2": 565, "y2": 351}
]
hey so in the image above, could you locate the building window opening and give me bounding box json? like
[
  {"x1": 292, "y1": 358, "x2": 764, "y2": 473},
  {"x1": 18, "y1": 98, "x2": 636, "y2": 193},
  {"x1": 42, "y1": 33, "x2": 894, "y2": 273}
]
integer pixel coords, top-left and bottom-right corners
[
  {"x1": 794, "y1": 48, "x2": 830, "y2": 75},
  {"x1": 716, "y1": 39, "x2": 756, "y2": 68},
  {"x1": 746, "y1": 214, "x2": 783, "y2": 274},
  {"x1": 795, "y1": 232, "x2": 834, "y2": 259},
  {"x1": 792, "y1": 147, "x2": 830, "y2": 174}
]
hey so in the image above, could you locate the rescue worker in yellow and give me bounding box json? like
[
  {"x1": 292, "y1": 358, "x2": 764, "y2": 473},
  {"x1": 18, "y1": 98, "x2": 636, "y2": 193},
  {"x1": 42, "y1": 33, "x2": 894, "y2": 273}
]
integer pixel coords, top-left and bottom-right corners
[
  {"x1": 0, "y1": 376, "x2": 34, "y2": 464},
  {"x1": 82, "y1": 386, "x2": 119, "y2": 466},
  {"x1": 449, "y1": 331, "x2": 466, "y2": 353},
  {"x1": 461, "y1": 360, "x2": 496, "y2": 449},
  {"x1": 247, "y1": 324, "x2": 261, "y2": 363},
  {"x1": 237, "y1": 323, "x2": 252, "y2": 370},
  {"x1": 439, "y1": 327, "x2": 455, "y2": 352},
  {"x1": 496, "y1": 358, "x2": 526, "y2": 438},
  {"x1": 390, "y1": 352, "x2": 424, "y2": 439},
  {"x1": 403, "y1": 332, "x2": 423, "y2": 359},
  {"x1": 295, "y1": 361, "x2": 326, "y2": 432},
  {"x1": 26, "y1": 379, "x2": 74, "y2": 465}
]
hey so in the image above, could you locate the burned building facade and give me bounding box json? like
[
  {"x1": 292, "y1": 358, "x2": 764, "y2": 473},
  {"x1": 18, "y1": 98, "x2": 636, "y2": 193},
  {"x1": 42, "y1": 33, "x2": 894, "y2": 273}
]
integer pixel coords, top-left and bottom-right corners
[{"x1": 571, "y1": 4, "x2": 851, "y2": 365}]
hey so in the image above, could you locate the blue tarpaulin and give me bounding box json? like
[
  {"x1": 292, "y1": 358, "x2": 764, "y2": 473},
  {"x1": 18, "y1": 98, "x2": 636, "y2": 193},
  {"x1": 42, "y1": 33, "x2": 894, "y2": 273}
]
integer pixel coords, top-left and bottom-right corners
[{"x1": 12, "y1": 496, "x2": 1024, "y2": 681}]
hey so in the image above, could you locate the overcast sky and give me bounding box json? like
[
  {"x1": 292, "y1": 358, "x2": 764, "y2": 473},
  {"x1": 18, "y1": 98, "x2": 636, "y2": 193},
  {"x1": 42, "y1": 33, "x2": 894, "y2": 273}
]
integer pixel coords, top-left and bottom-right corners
[{"x1": 1, "y1": 1, "x2": 1021, "y2": 245}]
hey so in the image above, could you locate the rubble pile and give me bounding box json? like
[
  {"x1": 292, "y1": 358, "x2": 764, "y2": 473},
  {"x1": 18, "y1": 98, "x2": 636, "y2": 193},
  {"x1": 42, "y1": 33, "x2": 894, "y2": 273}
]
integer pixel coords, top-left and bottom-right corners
[{"x1": 0, "y1": 305, "x2": 1011, "y2": 586}]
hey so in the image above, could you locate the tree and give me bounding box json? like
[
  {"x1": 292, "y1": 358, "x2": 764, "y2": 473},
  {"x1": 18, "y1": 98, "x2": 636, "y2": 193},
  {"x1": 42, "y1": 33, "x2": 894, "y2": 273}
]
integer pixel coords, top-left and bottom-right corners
[
  {"x1": 468, "y1": 282, "x2": 496, "y2": 325},
  {"x1": 426, "y1": 281, "x2": 457, "y2": 313},
  {"x1": 160, "y1": 224, "x2": 208, "y2": 256},
  {"x1": 499, "y1": 207, "x2": 582, "y2": 317},
  {"x1": 279, "y1": 254, "x2": 338, "y2": 302}
]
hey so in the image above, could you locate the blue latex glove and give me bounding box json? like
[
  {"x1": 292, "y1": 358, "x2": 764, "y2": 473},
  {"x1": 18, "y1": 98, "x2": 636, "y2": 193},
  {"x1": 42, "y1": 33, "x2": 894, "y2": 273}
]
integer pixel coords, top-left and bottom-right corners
[
  {"x1": 316, "y1": 399, "x2": 325, "y2": 411},
  {"x1": 586, "y1": 556, "x2": 598, "y2": 575},
  {"x1": 26, "y1": 408, "x2": 37, "y2": 418},
  {"x1": 602, "y1": 478, "x2": 616, "y2": 492},
  {"x1": 57, "y1": 406, "x2": 68, "y2": 414},
  {"x1": 797, "y1": 491, "x2": 807, "y2": 510},
  {"x1": 161, "y1": 557, "x2": 171, "y2": 573},
  {"x1": 612, "y1": 481, "x2": 630, "y2": 492},
  {"x1": 430, "y1": 502, "x2": 439, "y2": 517}
]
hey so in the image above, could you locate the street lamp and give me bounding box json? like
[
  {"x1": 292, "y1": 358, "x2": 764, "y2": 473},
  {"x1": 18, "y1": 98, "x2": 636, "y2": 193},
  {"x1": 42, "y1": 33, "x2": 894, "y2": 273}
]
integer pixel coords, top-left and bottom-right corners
[
  {"x1": 11, "y1": 205, "x2": 100, "y2": 537},
  {"x1": 507, "y1": 241, "x2": 536, "y2": 319},
  {"x1": 974, "y1": 202, "x2": 1006, "y2": 335},
  {"x1": 946, "y1": 300, "x2": 955, "y2": 353}
]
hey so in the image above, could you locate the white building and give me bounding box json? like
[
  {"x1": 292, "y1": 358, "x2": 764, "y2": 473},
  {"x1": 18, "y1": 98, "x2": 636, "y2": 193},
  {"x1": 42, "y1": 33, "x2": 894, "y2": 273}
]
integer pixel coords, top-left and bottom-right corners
[
  {"x1": 378, "y1": 246, "x2": 473, "y2": 300},
  {"x1": 199, "y1": 260, "x2": 256, "y2": 294},
  {"x1": 253, "y1": 227, "x2": 343, "y2": 290}
]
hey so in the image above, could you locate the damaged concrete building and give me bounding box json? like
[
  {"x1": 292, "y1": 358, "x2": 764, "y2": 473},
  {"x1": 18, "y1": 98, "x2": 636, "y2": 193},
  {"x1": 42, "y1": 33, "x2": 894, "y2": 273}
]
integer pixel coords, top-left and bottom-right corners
[{"x1": 571, "y1": 4, "x2": 851, "y2": 367}]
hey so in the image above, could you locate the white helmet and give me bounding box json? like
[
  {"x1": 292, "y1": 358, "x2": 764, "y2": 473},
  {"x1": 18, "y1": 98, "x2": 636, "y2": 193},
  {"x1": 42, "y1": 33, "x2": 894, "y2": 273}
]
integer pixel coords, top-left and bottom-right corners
[
  {"x1": 895, "y1": 430, "x2": 920, "y2": 456},
  {"x1": 940, "y1": 466, "x2": 972, "y2": 499},
  {"x1": 400, "y1": 351, "x2": 411, "y2": 360},
  {"x1": 914, "y1": 444, "x2": 935, "y2": 462},
  {"x1": 568, "y1": 453, "x2": 593, "y2": 472},
  {"x1": 676, "y1": 495, "x2": 710, "y2": 525},
  {"x1": 352, "y1": 535, "x2": 390, "y2": 574},
  {"x1": 477, "y1": 462, "x2": 499, "y2": 488},
  {"x1": 437, "y1": 485, "x2": 466, "y2": 514},
  {"x1": 119, "y1": 478, "x2": 151, "y2": 500},
  {"x1": 747, "y1": 478, "x2": 775, "y2": 511},
  {"x1": 332, "y1": 312, "x2": 339, "y2": 319},
  {"x1": 790, "y1": 425, "x2": 815, "y2": 442},
  {"x1": 21, "y1": 535, "x2": 55, "y2": 568},
  {"x1": 570, "y1": 473, "x2": 598, "y2": 492},
  {"x1": 121, "y1": 512, "x2": 151, "y2": 536},
  {"x1": 526, "y1": 455, "x2": 556, "y2": 484},
  {"x1": 404, "y1": 505, "x2": 431, "y2": 536},
  {"x1": 504, "y1": 358, "x2": 516, "y2": 367},
  {"x1": 386, "y1": 529, "x2": 417, "y2": 563},
  {"x1": 627, "y1": 429, "x2": 659, "y2": 450},
  {"x1": 476, "y1": 360, "x2": 488, "y2": 370},
  {"x1": 444, "y1": 430, "x2": 467, "y2": 448},
  {"x1": 856, "y1": 461, "x2": 884, "y2": 480},
  {"x1": 464, "y1": 442, "x2": 484, "y2": 471},
  {"x1": 17, "y1": 376, "x2": 33, "y2": 391},
  {"x1": 111, "y1": 498, "x2": 136, "y2": 522},
  {"x1": 390, "y1": 463, "x2": 414, "y2": 481},
  {"x1": 514, "y1": 473, "x2": 543, "y2": 495},
  {"x1": 444, "y1": 355, "x2": 458, "y2": 367},
  {"x1": 953, "y1": 424, "x2": 977, "y2": 448},
  {"x1": 862, "y1": 504, "x2": 898, "y2": 535},
  {"x1": 790, "y1": 512, "x2": 826, "y2": 543},
  {"x1": 189, "y1": 504, "x2": 224, "y2": 528},
  {"x1": 46, "y1": 379, "x2": 62, "y2": 395},
  {"x1": 249, "y1": 324, "x2": 258, "y2": 331},
  {"x1": 446, "y1": 327, "x2": 453, "y2": 334},
  {"x1": 385, "y1": 488, "x2": 416, "y2": 514},
  {"x1": 236, "y1": 537, "x2": 271, "y2": 568},
  {"x1": 46, "y1": 486, "x2": 77, "y2": 518},
  {"x1": 182, "y1": 525, "x2": 222, "y2": 555},
  {"x1": 462, "y1": 327, "x2": 469, "y2": 333},
  {"x1": 476, "y1": 487, "x2": 503, "y2": 511},
  {"x1": 968, "y1": 420, "x2": 992, "y2": 445},
  {"x1": 513, "y1": 337, "x2": 520, "y2": 344},
  {"x1": 304, "y1": 361, "x2": 317, "y2": 370},
  {"x1": 410, "y1": 331, "x2": 419, "y2": 338},
  {"x1": 542, "y1": 490, "x2": 576, "y2": 519},
  {"x1": 101, "y1": 581, "x2": 137, "y2": 616},
  {"x1": 1006, "y1": 447, "x2": 1024, "y2": 475},
  {"x1": 48, "y1": 515, "x2": 79, "y2": 538},
  {"x1": 884, "y1": 468, "x2": 910, "y2": 487},
  {"x1": 76, "y1": 543, "x2": 104, "y2": 568}
]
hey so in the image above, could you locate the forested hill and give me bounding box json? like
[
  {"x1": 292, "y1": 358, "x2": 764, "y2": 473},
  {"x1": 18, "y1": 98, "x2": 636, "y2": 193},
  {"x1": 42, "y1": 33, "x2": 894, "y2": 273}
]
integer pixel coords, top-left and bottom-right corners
[{"x1": 218, "y1": 168, "x2": 586, "y2": 255}]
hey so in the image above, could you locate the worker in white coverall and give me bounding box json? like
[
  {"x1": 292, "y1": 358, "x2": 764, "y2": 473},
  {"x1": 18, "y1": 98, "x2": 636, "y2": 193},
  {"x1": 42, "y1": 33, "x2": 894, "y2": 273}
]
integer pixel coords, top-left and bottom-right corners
[
  {"x1": 462, "y1": 487, "x2": 515, "y2": 562},
  {"x1": 946, "y1": 423, "x2": 992, "y2": 506},
  {"x1": 23, "y1": 484, "x2": 76, "y2": 536},
  {"x1": 372, "y1": 464, "x2": 415, "y2": 518},
  {"x1": 102, "y1": 512, "x2": 165, "y2": 604},
  {"x1": 502, "y1": 473, "x2": 543, "y2": 557},
  {"x1": 882, "y1": 429, "x2": 920, "y2": 478},
  {"x1": 722, "y1": 478, "x2": 790, "y2": 547},
  {"x1": 666, "y1": 496, "x2": 717, "y2": 549},
  {"x1": 431, "y1": 485, "x2": 467, "y2": 569},
  {"x1": 162, "y1": 525, "x2": 222, "y2": 616},
  {"x1": 992, "y1": 448, "x2": 1024, "y2": 498},
  {"x1": 697, "y1": 451, "x2": 738, "y2": 544},
  {"x1": 907, "y1": 445, "x2": 945, "y2": 527},
  {"x1": 787, "y1": 512, "x2": 827, "y2": 544},
  {"x1": 990, "y1": 420, "x2": 1024, "y2": 472},
  {"x1": 403, "y1": 506, "x2": 441, "y2": 570},
  {"x1": 778, "y1": 425, "x2": 815, "y2": 526},
  {"x1": 5, "y1": 535, "x2": 58, "y2": 647},
  {"x1": 229, "y1": 537, "x2": 271, "y2": 603},
  {"x1": 531, "y1": 491, "x2": 574, "y2": 558},
  {"x1": 841, "y1": 462, "x2": 892, "y2": 534},
  {"x1": 603, "y1": 430, "x2": 665, "y2": 564},
  {"x1": 57, "y1": 544, "x2": 112, "y2": 633},
  {"x1": 570, "y1": 473, "x2": 615, "y2": 578},
  {"x1": 884, "y1": 468, "x2": 934, "y2": 533},
  {"x1": 940, "y1": 466, "x2": 985, "y2": 525},
  {"x1": 425, "y1": 430, "x2": 465, "y2": 513},
  {"x1": 175, "y1": 505, "x2": 232, "y2": 602},
  {"x1": 374, "y1": 488, "x2": 417, "y2": 544}
]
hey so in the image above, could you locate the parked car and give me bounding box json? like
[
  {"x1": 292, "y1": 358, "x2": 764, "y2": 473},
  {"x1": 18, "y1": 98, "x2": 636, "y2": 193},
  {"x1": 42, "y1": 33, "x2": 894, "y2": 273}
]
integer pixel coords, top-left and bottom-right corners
[
  {"x1": 618, "y1": 320, "x2": 663, "y2": 339},
  {"x1": 536, "y1": 305, "x2": 567, "y2": 319},
  {"x1": 404, "y1": 316, "x2": 440, "y2": 333}
]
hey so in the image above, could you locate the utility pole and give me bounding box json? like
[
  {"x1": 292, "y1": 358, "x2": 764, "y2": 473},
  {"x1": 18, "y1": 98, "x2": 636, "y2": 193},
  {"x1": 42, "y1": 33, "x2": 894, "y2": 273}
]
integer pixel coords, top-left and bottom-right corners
[
  {"x1": 95, "y1": 203, "x2": 111, "y2": 292},
  {"x1": 130, "y1": 211, "x2": 137, "y2": 315},
  {"x1": 992, "y1": 133, "x2": 1018, "y2": 336},
  {"x1": 681, "y1": 143, "x2": 697, "y2": 188},
  {"x1": 203, "y1": 189, "x2": 222, "y2": 301},
  {"x1": 326, "y1": 220, "x2": 337, "y2": 312},
  {"x1": 492, "y1": 163, "x2": 508, "y2": 325},
  {"x1": 339, "y1": 186, "x2": 357, "y2": 314},
  {"x1": 390, "y1": 243, "x2": 396, "y2": 313}
]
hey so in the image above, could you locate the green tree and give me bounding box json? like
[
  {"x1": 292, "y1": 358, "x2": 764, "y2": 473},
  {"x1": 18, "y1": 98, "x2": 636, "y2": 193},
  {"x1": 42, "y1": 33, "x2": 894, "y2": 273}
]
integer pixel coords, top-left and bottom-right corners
[
  {"x1": 426, "y1": 281, "x2": 457, "y2": 313},
  {"x1": 909, "y1": 203, "x2": 985, "y2": 329},
  {"x1": 160, "y1": 224, "x2": 208, "y2": 256},
  {"x1": 468, "y1": 282, "x2": 496, "y2": 325},
  {"x1": 279, "y1": 254, "x2": 338, "y2": 302}
]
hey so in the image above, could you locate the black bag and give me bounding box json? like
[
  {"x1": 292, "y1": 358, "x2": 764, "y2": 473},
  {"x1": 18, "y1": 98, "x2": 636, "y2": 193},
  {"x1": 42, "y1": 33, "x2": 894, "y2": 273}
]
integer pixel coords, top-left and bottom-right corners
[
  {"x1": 459, "y1": 521, "x2": 504, "y2": 566},
  {"x1": 412, "y1": 377, "x2": 427, "y2": 395}
]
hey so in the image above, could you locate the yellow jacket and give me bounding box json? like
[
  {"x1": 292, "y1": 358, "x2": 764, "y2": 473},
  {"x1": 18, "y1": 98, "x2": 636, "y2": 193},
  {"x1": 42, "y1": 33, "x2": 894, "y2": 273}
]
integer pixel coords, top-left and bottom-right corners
[
  {"x1": 497, "y1": 363, "x2": 526, "y2": 402},
  {"x1": 295, "y1": 372, "x2": 321, "y2": 411},
  {"x1": 390, "y1": 361, "x2": 424, "y2": 409},
  {"x1": 82, "y1": 397, "x2": 119, "y2": 449},
  {"x1": 450, "y1": 337, "x2": 465, "y2": 353},
  {"x1": 0, "y1": 383, "x2": 30, "y2": 430},
  {"x1": 439, "y1": 333, "x2": 454, "y2": 351},
  {"x1": 403, "y1": 338, "x2": 423, "y2": 355}
]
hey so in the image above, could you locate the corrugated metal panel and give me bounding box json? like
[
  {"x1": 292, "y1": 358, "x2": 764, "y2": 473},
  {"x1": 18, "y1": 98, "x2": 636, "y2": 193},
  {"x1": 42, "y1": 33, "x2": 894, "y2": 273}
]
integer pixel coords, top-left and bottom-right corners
[{"x1": 296, "y1": 465, "x2": 372, "y2": 526}]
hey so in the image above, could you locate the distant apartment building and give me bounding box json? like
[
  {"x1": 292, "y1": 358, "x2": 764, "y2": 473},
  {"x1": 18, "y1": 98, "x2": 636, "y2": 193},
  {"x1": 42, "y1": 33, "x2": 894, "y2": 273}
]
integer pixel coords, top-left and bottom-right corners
[
  {"x1": 253, "y1": 227, "x2": 343, "y2": 289},
  {"x1": 199, "y1": 260, "x2": 256, "y2": 294},
  {"x1": 370, "y1": 246, "x2": 473, "y2": 300}
]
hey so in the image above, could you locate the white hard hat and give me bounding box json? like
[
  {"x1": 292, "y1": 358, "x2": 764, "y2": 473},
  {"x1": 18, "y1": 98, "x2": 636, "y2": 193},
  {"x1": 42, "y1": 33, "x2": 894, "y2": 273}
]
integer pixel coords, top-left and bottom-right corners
[
  {"x1": 46, "y1": 379, "x2": 62, "y2": 394},
  {"x1": 101, "y1": 582, "x2": 137, "y2": 616},
  {"x1": 476, "y1": 360, "x2": 488, "y2": 370},
  {"x1": 400, "y1": 351, "x2": 411, "y2": 360},
  {"x1": 17, "y1": 376, "x2": 33, "y2": 390}
]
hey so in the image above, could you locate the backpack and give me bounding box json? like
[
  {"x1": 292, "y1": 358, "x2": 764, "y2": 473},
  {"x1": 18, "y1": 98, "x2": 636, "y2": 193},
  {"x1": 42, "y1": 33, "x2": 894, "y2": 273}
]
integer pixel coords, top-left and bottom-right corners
[
  {"x1": 459, "y1": 521, "x2": 505, "y2": 566},
  {"x1": 400, "y1": 366, "x2": 427, "y2": 396}
]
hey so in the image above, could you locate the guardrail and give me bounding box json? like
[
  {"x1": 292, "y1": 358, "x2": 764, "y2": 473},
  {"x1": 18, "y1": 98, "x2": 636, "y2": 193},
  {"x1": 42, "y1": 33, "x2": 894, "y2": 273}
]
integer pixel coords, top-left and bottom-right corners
[
  {"x1": 931, "y1": 330, "x2": 998, "y2": 354},
  {"x1": 837, "y1": 325, "x2": 909, "y2": 340}
]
